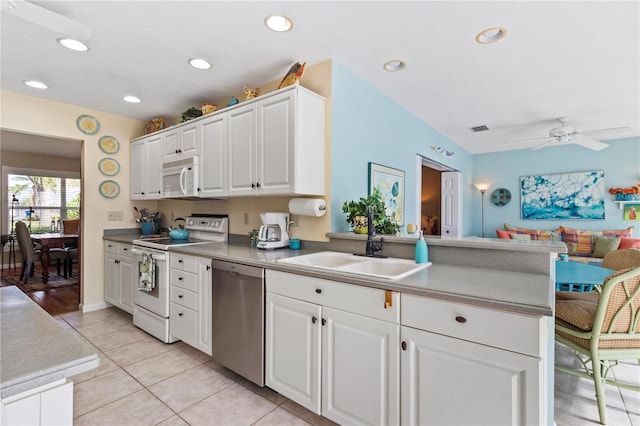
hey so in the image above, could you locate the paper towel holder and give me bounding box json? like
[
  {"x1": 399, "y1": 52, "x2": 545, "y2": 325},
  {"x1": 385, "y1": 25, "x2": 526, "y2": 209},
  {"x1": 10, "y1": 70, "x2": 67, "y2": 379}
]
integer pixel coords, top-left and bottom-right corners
[{"x1": 288, "y1": 198, "x2": 327, "y2": 217}]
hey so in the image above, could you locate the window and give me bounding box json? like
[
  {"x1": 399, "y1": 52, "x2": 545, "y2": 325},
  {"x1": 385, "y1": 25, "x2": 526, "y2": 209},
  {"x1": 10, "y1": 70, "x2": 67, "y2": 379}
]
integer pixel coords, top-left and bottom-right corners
[{"x1": 3, "y1": 166, "x2": 80, "y2": 234}]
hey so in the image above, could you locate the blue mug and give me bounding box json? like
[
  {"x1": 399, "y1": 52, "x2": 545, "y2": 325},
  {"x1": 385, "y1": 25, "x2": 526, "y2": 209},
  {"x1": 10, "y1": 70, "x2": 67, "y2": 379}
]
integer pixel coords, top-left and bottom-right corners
[{"x1": 289, "y1": 238, "x2": 301, "y2": 250}]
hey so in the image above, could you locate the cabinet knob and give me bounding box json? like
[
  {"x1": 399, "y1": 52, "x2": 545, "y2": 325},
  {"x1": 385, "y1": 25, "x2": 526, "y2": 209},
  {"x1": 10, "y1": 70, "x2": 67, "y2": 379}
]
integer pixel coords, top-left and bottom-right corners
[
  {"x1": 455, "y1": 316, "x2": 467, "y2": 324},
  {"x1": 178, "y1": 277, "x2": 183, "y2": 281},
  {"x1": 123, "y1": 248, "x2": 128, "y2": 251},
  {"x1": 178, "y1": 259, "x2": 183, "y2": 263},
  {"x1": 178, "y1": 294, "x2": 183, "y2": 298},
  {"x1": 401, "y1": 341, "x2": 407, "y2": 351},
  {"x1": 198, "y1": 188, "x2": 201, "y2": 192},
  {"x1": 312, "y1": 316, "x2": 317, "y2": 324},
  {"x1": 206, "y1": 265, "x2": 211, "y2": 270},
  {"x1": 141, "y1": 191, "x2": 145, "y2": 195},
  {"x1": 256, "y1": 182, "x2": 261, "y2": 188},
  {"x1": 321, "y1": 318, "x2": 326, "y2": 326},
  {"x1": 178, "y1": 312, "x2": 183, "y2": 317},
  {"x1": 315, "y1": 288, "x2": 322, "y2": 294},
  {"x1": 251, "y1": 183, "x2": 256, "y2": 188}
]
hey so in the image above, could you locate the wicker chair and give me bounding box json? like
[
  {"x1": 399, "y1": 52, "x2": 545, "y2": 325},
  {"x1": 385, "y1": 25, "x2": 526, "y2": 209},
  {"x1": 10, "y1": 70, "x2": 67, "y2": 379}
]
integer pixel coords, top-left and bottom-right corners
[
  {"x1": 555, "y1": 267, "x2": 640, "y2": 425},
  {"x1": 602, "y1": 248, "x2": 640, "y2": 270},
  {"x1": 15, "y1": 221, "x2": 68, "y2": 283}
]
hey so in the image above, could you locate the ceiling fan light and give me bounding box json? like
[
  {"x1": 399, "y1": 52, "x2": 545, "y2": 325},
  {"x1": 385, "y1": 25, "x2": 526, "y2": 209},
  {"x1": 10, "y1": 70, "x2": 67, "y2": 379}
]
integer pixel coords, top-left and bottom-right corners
[
  {"x1": 188, "y1": 58, "x2": 212, "y2": 70},
  {"x1": 57, "y1": 38, "x2": 89, "y2": 52},
  {"x1": 476, "y1": 27, "x2": 507, "y2": 44},
  {"x1": 265, "y1": 15, "x2": 293, "y2": 32},
  {"x1": 24, "y1": 80, "x2": 48, "y2": 89}
]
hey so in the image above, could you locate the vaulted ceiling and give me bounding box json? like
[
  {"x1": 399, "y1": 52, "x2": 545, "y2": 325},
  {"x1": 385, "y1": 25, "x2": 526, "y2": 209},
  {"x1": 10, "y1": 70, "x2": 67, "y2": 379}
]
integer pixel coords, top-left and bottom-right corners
[{"x1": 2, "y1": 1, "x2": 638, "y2": 155}]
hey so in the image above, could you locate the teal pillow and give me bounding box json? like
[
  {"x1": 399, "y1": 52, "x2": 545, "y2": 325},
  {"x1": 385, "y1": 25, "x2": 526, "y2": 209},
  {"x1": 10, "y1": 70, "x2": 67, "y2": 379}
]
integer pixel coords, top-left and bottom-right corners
[{"x1": 592, "y1": 236, "x2": 620, "y2": 258}]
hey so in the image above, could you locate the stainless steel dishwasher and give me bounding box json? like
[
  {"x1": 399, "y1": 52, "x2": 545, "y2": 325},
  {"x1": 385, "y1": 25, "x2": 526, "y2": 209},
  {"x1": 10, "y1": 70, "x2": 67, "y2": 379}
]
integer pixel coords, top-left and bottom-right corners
[{"x1": 211, "y1": 260, "x2": 265, "y2": 386}]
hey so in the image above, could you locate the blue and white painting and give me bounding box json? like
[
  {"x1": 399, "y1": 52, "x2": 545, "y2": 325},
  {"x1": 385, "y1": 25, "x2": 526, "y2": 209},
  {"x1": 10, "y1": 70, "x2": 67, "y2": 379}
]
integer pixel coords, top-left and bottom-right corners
[{"x1": 520, "y1": 170, "x2": 605, "y2": 220}]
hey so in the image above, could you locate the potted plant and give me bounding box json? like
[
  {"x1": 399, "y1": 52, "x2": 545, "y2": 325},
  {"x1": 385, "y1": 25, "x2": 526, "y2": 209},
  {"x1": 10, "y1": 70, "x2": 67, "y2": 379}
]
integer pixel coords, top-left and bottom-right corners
[{"x1": 342, "y1": 187, "x2": 400, "y2": 235}]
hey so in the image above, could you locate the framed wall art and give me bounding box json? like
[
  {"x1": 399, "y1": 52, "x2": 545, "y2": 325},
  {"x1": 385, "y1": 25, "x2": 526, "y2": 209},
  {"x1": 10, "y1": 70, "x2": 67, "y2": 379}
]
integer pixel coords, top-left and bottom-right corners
[
  {"x1": 368, "y1": 162, "x2": 405, "y2": 225},
  {"x1": 520, "y1": 170, "x2": 605, "y2": 220},
  {"x1": 624, "y1": 204, "x2": 639, "y2": 221}
]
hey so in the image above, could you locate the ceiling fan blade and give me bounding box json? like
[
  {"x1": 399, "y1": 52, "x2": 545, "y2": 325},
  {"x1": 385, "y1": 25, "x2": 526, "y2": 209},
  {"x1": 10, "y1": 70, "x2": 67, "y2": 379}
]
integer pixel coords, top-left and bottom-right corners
[
  {"x1": 531, "y1": 139, "x2": 554, "y2": 151},
  {"x1": 580, "y1": 126, "x2": 631, "y2": 138},
  {"x1": 2, "y1": 0, "x2": 92, "y2": 41},
  {"x1": 573, "y1": 137, "x2": 609, "y2": 151},
  {"x1": 504, "y1": 136, "x2": 550, "y2": 145}
]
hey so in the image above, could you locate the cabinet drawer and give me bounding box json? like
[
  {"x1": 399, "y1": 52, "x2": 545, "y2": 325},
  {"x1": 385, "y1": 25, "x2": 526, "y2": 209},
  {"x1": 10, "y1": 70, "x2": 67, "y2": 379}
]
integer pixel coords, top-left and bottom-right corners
[
  {"x1": 170, "y1": 269, "x2": 197, "y2": 292},
  {"x1": 402, "y1": 294, "x2": 543, "y2": 357},
  {"x1": 170, "y1": 254, "x2": 197, "y2": 272},
  {"x1": 170, "y1": 286, "x2": 197, "y2": 310},
  {"x1": 104, "y1": 241, "x2": 118, "y2": 254},
  {"x1": 266, "y1": 270, "x2": 399, "y2": 323},
  {"x1": 118, "y1": 244, "x2": 132, "y2": 257},
  {"x1": 170, "y1": 302, "x2": 197, "y2": 347}
]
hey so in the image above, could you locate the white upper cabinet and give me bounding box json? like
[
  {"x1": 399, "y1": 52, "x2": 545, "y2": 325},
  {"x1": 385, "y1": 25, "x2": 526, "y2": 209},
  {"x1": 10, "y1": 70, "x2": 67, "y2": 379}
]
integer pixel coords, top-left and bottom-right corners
[
  {"x1": 227, "y1": 103, "x2": 258, "y2": 196},
  {"x1": 130, "y1": 134, "x2": 163, "y2": 200},
  {"x1": 130, "y1": 139, "x2": 145, "y2": 200},
  {"x1": 163, "y1": 122, "x2": 199, "y2": 161},
  {"x1": 199, "y1": 113, "x2": 228, "y2": 197}
]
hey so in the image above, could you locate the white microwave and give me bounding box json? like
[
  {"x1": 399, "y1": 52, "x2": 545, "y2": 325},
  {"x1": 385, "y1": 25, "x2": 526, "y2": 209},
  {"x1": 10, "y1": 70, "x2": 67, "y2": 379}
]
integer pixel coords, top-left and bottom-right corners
[{"x1": 161, "y1": 156, "x2": 199, "y2": 197}]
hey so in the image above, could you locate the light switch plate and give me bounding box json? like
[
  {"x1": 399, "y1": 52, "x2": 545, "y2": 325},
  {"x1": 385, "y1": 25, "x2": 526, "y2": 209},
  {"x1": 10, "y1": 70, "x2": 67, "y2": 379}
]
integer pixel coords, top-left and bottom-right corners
[{"x1": 107, "y1": 211, "x2": 123, "y2": 221}]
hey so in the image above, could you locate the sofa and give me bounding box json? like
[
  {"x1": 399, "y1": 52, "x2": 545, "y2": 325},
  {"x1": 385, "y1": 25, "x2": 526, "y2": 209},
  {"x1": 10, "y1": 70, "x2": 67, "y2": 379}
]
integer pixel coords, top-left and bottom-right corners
[{"x1": 497, "y1": 224, "x2": 639, "y2": 265}]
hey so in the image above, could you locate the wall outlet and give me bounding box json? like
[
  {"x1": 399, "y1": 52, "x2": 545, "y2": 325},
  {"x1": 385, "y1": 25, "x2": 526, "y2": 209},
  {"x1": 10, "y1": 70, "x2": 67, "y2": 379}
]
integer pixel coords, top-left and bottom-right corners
[
  {"x1": 244, "y1": 212, "x2": 249, "y2": 225},
  {"x1": 107, "y1": 211, "x2": 123, "y2": 221},
  {"x1": 289, "y1": 214, "x2": 299, "y2": 227}
]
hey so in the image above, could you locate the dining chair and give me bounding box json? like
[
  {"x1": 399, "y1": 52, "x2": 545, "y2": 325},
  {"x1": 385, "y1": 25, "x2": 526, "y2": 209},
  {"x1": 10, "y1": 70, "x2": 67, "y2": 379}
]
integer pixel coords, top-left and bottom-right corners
[
  {"x1": 62, "y1": 219, "x2": 80, "y2": 277},
  {"x1": 602, "y1": 248, "x2": 640, "y2": 271},
  {"x1": 555, "y1": 266, "x2": 640, "y2": 425},
  {"x1": 15, "y1": 221, "x2": 69, "y2": 283}
]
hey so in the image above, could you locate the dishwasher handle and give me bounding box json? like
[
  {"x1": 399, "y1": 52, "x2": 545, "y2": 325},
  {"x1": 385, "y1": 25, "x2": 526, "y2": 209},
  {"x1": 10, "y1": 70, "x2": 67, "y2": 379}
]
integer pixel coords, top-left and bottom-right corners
[{"x1": 211, "y1": 260, "x2": 264, "y2": 278}]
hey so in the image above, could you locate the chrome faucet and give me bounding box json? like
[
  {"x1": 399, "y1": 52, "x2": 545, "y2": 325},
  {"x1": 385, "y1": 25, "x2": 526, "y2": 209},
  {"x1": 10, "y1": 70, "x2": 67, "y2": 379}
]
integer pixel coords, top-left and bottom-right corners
[{"x1": 364, "y1": 205, "x2": 385, "y2": 257}]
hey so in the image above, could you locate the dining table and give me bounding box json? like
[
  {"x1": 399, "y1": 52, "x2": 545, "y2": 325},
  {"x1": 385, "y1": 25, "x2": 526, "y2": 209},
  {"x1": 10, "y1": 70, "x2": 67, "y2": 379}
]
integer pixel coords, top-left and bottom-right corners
[
  {"x1": 30, "y1": 233, "x2": 78, "y2": 284},
  {"x1": 555, "y1": 260, "x2": 615, "y2": 292}
]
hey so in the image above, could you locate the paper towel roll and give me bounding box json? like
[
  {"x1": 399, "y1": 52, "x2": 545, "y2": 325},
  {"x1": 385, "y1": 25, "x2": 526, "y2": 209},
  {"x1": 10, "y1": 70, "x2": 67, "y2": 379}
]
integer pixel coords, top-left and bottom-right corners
[{"x1": 288, "y1": 198, "x2": 327, "y2": 217}]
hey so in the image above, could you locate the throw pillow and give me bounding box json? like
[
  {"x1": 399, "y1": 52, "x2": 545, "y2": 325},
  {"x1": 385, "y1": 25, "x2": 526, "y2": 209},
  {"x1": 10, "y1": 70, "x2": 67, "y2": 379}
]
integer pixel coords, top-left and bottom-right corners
[
  {"x1": 555, "y1": 300, "x2": 598, "y2": 331},
  {"x1": 592, "y1": 236, "x2": 621, "y2": 258},
  {"x1": 560, "y1": 227, "x2": 599, "y2": 257},
  {"x1": 619, "y1": 238, "x2": 640, "y2": 249},
  {"x1": 496, "y1": 229, "x2": 512, "y2": 239},
  {"x1": 503, "y1": 224, "x2": 561, "y2": 241},
  {"x1": 510, "y1": 233, "x2": 531, "y2": 240}
]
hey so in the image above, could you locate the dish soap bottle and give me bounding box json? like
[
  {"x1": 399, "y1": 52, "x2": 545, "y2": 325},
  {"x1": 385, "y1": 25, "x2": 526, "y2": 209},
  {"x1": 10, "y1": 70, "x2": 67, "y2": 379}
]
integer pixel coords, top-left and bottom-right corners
[{"x1": 415, "y1": 230, "x2": 428, "y2": 264}]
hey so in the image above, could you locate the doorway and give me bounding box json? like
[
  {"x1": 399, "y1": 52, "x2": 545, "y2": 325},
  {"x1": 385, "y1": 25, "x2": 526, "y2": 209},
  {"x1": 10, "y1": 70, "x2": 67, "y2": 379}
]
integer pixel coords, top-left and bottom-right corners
[{"x1": 417, "y1": 155, "x2": 461, "y2": 237}]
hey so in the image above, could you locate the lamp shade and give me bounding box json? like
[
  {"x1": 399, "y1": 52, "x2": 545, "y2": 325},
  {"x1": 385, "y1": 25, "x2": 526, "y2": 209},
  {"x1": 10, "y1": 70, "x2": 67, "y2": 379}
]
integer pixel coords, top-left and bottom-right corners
[{"x1": 474, "y1": 183, "x2": 490, "y2": 191}]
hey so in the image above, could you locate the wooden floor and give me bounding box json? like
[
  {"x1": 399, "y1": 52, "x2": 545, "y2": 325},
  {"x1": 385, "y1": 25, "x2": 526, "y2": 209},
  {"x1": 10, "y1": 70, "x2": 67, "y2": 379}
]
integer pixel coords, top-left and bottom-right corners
[{"x1": 1, "y1": 264, "x2": 79, "y2": 316}]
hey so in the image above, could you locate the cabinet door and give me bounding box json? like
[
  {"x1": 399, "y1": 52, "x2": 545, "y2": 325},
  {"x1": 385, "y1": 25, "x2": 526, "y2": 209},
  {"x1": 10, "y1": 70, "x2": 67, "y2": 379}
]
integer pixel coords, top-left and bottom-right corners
[
  {"x1": 104, "y1": 251, "x2": 119, "y2": 306},
  {"x1": 163, "y1": 129, "x2": 180, "y2": 159},
  {"x1": 257, "y1": 90, "x2": 294, "y2": 194},
  {"x1": 118, "y1": 255, "x2": 135, "y2": 314},
  {"x1": 227, "y1": 103, "x2": 257, "y2": 196},
  {"x1": 199, "y1": 113, "x2": 227, "y2": 197},
  {"x1": 145, "y1": 134, "x2": 164, "y2": 199},
  {"x1": 400, "y1": 326, "x2": 542, "y2": 426},
  {"x1": 322, "y1": 307, "x2": 400, "y2": 426},
  {"x1": 180, "y1": 123, "x2": 199, "y2": 156},
  {"x1": 196, "y1": 257, "x2": 213, "y2": 355},
  {"x1": 266, "y1": 293, "x2": 321, "y2": 414},
  {"x1": 130, "y1": 139, "x2": 146, "y2": 200}
]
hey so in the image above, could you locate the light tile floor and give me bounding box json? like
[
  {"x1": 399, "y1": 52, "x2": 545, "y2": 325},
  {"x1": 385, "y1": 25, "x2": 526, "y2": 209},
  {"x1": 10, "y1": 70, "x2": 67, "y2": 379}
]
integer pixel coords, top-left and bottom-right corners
[{"x1": 59, "y1": 308, "x2": 639, "y2": 425}]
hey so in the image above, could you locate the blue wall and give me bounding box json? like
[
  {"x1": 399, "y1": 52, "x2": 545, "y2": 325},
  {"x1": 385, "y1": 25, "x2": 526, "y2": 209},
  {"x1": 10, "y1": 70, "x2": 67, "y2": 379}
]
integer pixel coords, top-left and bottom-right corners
[
  {"x1": 472, "y1": 137, "x2": 640, "y2": 237},
  {"x1": 330, "y1": 62, "x2": 474, "y2": 234}
]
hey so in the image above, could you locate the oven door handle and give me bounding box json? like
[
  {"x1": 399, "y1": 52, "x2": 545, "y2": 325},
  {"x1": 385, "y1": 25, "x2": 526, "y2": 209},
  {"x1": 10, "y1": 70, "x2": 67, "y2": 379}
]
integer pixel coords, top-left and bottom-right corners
[{"x1": 131, "y1": 247, "x2": 168, "y2": 260}]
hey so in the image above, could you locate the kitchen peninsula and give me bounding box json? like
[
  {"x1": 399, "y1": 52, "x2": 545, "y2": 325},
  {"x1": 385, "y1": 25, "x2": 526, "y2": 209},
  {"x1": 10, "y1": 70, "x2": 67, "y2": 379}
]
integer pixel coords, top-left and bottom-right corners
[
  {"x1": 0, "y1": 287, "x2": 99, "y2": 425},
  {"x1": 104, "y1": 231, "x2": 561, "y2": 425}
]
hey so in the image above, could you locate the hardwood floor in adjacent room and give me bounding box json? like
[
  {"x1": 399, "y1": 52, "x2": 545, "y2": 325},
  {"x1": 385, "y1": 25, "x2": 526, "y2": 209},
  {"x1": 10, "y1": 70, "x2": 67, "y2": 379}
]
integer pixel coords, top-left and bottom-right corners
[{"x1": 1, "y1": 264, "x2": 79, "y2": 316}]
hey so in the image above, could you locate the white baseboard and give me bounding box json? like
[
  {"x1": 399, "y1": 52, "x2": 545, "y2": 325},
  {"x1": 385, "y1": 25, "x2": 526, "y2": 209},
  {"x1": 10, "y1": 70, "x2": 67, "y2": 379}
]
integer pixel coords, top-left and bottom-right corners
[{"x1": 80, "y1": 301, "x2": 111, "y2": 313}]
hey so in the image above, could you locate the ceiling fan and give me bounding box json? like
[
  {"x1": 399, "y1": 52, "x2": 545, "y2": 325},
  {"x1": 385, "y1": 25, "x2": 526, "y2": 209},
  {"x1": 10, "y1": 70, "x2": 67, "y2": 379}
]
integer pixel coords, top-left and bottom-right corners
[
  {"x1": 0, "y1": 0, "x2": 91, "y2": 41},
  {"x1": 505, "y1": 117, "x2": 630, "y2": 151}
]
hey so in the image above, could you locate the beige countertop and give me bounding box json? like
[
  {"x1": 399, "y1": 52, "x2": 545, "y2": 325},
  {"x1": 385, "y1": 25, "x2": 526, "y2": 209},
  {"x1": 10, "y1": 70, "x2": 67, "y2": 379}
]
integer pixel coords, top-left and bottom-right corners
[
  {"x1": 0, "y1": 287, "x2": 100, "y2": 399},
  {"x1": 104, "y1": 234, "x2": 557, "y2": 317}
]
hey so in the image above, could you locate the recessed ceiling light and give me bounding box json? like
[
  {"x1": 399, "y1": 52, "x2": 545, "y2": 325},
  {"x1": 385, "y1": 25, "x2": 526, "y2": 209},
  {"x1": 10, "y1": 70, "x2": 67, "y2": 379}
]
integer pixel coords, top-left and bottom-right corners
[
  {"x1": 264, "y1": 14, "x2": 293, "y2": 32},
  {"x1": 188, "y1": 58, "x2": 212, "y2": 70},
  {"x1": 24, "y1": 80, "x2": 48, "y2": 89},
  {"x1": 383, "y1": 60, "x2": 407, "y2": 72},
  {"x1": 124, "y1": 95, "x2": 141, "y2": 103},
  {"x1": 475, "y1": 27, "x2": 507, "y2": 44},
  {"x1": 57, "y1": 38, "x2": 89, "y2": 52}
]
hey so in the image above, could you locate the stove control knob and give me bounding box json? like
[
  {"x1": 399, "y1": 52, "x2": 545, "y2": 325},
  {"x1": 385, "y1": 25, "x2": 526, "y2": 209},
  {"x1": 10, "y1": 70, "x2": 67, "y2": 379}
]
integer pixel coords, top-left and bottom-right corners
[{"x1": 188, "y1": 219, "x2": 194, "y2": 226}]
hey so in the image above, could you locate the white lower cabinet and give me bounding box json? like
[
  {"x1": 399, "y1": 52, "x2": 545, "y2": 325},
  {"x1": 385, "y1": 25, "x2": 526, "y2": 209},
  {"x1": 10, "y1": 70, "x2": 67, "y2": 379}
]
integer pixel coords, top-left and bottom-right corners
[
  {"x1": 103, "y1": 241, "x2": 134, "y2": 314},
  {"x1": 265, "y1": 270, "x2": 400, "y2": 426},
  {"x1": 1, "y1": 379, "x2": 73, "y2": 426},
  {"x1": 170, "y1": 255, "x2": 212, "y2": 355}
]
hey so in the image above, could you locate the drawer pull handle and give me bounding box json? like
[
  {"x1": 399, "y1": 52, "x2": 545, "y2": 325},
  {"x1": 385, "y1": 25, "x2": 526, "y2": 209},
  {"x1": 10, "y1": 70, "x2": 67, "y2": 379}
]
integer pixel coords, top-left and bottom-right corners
[
  {"x1": 384, "y1": 290, "x2": 393, "y2": 309},
  {"x1": 178, "y1": 277, "x2": 183, "y2": 281},
  {"x1": 315, "y1": 288, "x2": 322, "y2": 294},
  {"x1": 401, "y1": 341, "x2": 407, "y2": 351},
  {"x1": 455, "y1": 316, "x2": 467, "y2": 324},
  {"x1": 312, "y1": 316, "x2": 317, "y2": 324},
  {"x1": 178, "y1": 294, "x2": 183, "y2": 299}
]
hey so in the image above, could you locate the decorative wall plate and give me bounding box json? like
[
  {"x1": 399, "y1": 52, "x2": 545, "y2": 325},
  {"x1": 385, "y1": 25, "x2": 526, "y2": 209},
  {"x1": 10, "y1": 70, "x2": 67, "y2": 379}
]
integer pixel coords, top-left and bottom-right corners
[
  {"x1": 98, "y1": 157, "x2": 120, "y2": 176},
  {"x1": 98, "y1": 135, "x2": 120, "y2": 154},
  {"x1": 99, "y1": 180, "x2": 120, "y2": 198},
  {"x1": 76, "y1": 114, "x2": 100, "y2": 135},
  {"x1": 491, "y1": 188, "x2": 512, "y2": 206}
]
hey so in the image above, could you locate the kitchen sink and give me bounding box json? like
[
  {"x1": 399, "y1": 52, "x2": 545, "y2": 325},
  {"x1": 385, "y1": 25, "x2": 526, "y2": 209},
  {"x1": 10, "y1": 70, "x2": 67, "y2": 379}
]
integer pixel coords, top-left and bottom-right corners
[{"x1": 277, "y1": 251, "x2": 430, "y2": 280}]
